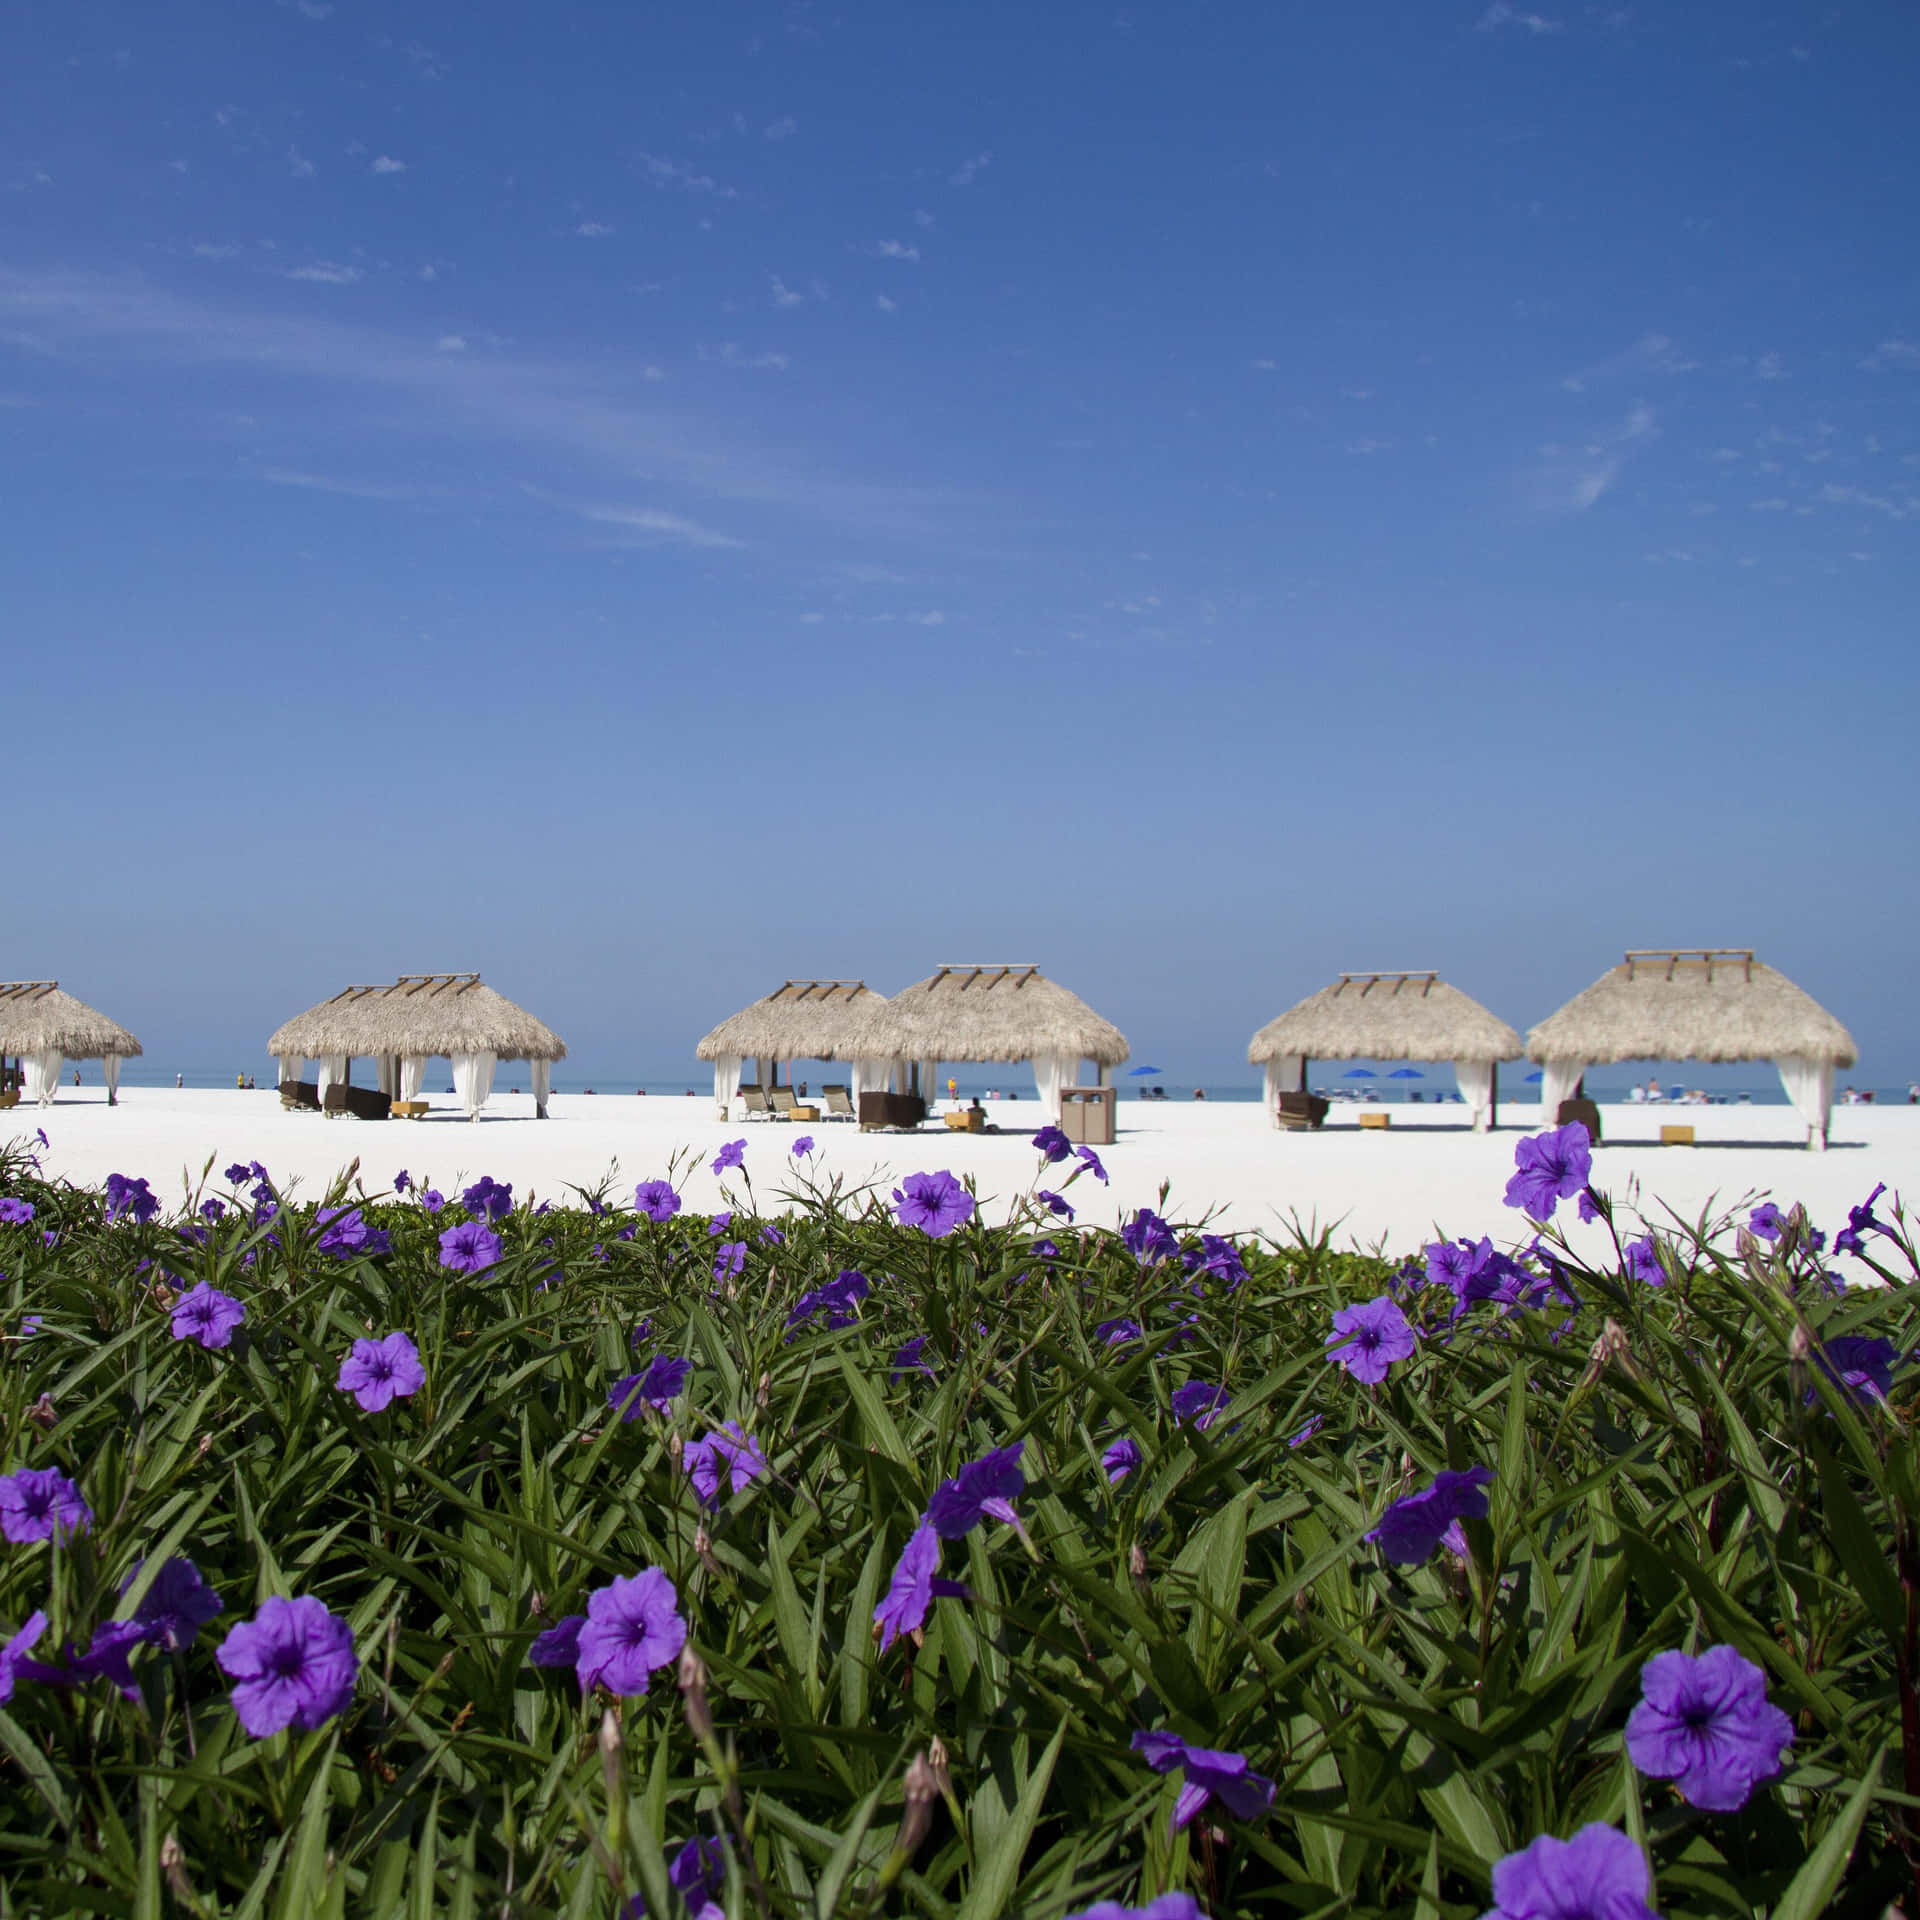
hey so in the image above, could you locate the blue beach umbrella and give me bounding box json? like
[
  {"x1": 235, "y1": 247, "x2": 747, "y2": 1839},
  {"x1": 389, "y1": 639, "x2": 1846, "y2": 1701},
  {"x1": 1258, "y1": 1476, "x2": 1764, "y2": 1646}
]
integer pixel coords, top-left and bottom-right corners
[
  {"x1": 1388, "y1": 1067, "x2": 1424, "y2": 1080},
  {"x1": 1127, "y1": 1065, "x2": 1164, "y2": 1077},
  {"x1": 1524, "y1": 1071, "x2": 1543, "y2": 1083},
  {"x1": 1343, "y1": 1067, "x2": 1376, "y2": 1080}
]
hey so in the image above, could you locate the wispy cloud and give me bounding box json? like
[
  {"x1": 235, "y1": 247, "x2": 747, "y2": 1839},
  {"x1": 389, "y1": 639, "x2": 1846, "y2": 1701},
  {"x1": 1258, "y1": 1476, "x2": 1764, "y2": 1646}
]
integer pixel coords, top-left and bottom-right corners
[
  {"x1": 770, "y1": 274, "x2": 825, "y2": 307},
  {"x1": 191, "y1": 242, "x2": 240, "y2": 261},
  {"x1": 1754, "y1": 350, "x2": 1787, "y2": 380},
  {"x1": 575, "y1": 221, "x2": 615, "y2": 238},
  {"x1": 435, "y1": 334, "x2": 466, "y2": 352},
  {"x1": 287, "y1": 146, "x2": 315, "y2": 179},
  {"x1": 1861, "y1": 339, "x2": 1920, "y2": 372},
  {"x1": 875, "y1": 294, "x2": 896, "y2": 313},
  {"x1": 704, "y1": 341, "x2": 788, "y2": 370},
  {"x1": 874, "y1": 240, "x2": 920, "y2": 263},
  {"x1": 1476, "y1": 3, "x2": 1562, "y2": 31},
  {"x1": 763, "y1": 117, "x2": 796, "y2": 141},
  {"x1": 913, "y1": 209, "x2": 935, "y2": 229},
  {"x1": 371, "y1": 154, "x2": 406, "y2": 175},
  {"x1": 905, "y1": 609, "x2": 946, "y2": 625},
  {"x1": 1533, "y1": 401, "x2": 1657, "y2": 511},
  {"x1": 261, "y1": 466, "x2": 412, "y2": 501},
  {"x1": 636, "y1": 153, "x2": 737, "y2": 198},
  {"x1": 948, "y1": 151, "x2": 992, "y2": 186},
  {"x1": 285, "y1": 262, "x2": 361, "y2": 284},
  {"x1": 1819, "y1": 483, "x2": 1914, "y2": 520},
  {"x1": 1560, "y1": 332, "x2": 1696, "y2": 392},
  {"x1": 578, "y1": 503, "x2": 745, "y2": 548}
]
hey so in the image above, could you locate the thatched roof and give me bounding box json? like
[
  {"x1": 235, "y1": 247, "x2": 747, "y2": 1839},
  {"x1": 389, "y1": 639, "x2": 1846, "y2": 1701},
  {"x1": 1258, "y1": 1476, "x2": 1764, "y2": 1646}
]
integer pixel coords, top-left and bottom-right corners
[
  {"x1": 1248, "y1": 972, "x2": 1521, "y2": 1064},
  {"x1": 696, "y1": 980, "x2": 888, "y2": 1062},
  {"x1": 0, "y1": 982, "x2": 143, "y2": 1059},
  {"x1": 838, "y1": 965, "x2": 1129, "y2": 1067},
  {"x1": 266, "y1": 973, "x2": 567, "y2": 1062},
  {"x1": 1527, "y1": 950, "x2": 1856, "y2": 1066}
]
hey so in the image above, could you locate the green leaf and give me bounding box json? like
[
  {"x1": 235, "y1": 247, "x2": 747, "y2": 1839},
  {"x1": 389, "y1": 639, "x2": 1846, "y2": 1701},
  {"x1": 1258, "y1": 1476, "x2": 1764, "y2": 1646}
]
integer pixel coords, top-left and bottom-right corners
[
  {"x1": 956, "y1": 1722, "x2": 1066, "y2": 1920},
  {"x1": 1769, "y1": 1750, "x2": 1883, "y2": 1920}
]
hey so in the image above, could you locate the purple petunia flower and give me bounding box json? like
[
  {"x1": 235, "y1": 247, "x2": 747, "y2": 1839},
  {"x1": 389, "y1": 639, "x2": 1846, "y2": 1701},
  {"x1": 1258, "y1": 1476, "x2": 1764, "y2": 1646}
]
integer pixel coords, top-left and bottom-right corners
[
  {"x1": 786, "y1": 1268, "x2": 868, "y2": 1337},
  {"x1": 760, "y1": 1225, "x2": 784, "y2": 1246},
  {"x1": 892, "y1": 1169, "x2": 975, "y2": 1238},
  {"x1": 1623, "y1": 1236, "x2": 1666, "y2": 1288},
  {"x1": 711, "y1": 1139, "x2": 747, "y2": 1175},
  {"x1": 316, "y1": 1207, "x2": 389, "y2": 1258},
  {"x1": 1121, "y1": 1208, "x2": 1178, "y2": 1266},
  {"x1": 1031, "y1": 1237, "x2": 1061, "y2": 1260},
  {"x1": 891, "y1": 1336, "x2": 937, "y2": 1382},
  {"x1": 105, "y1": 1174, "x2": 159, "y2": 1225},
  {"x1": 684, "y1": 1422, "x2": 769, "y2": 1508},
  {"x1": 873, "y1": 1522, "x2": 971, "y2": 1651},
  {"x1": 634, "y1": 1179, "x2": 682, "y2": 1222},
  {"x1": 460, "y1": 1176, "x2": 514, "y2": 1223},
  {"x1": 609, "y1": 1354, "x2": 692, "y2": 1419},
  {"x1": 706, "y1": 1212, "x2": 733, "y2": 1236},
  {"x1": 421, "y1": 1188, "x2": 445, "y2": 1214},
  {"x1": 1075, "y1": 1146, "x2": 1109, "y2": 1185},
  {"x1": 1577, "y1": 1189, "x2": 1602, "y2": 1225},
  {"x1": 0, "y1": 1197, "x2": 33, "y2": 1225},
  {"x1": 223, "y1": 1163, "x2": 253, "y2": 1186},
  {"x1": 125, "y1": 1556, "x2": 223, "y2": 1652},
  {"x1": 1748, "y1": 1202, "x2": 1785, "y2": 1242},
  {"x1": 1102, "y1": 1437, "x2": 1142, "y2": 1484},
  {"x1": 528, "y1": 1614, "x2": 585, "y2": 1669},
  {"x1": 1325, "y1": 1296, "x2": 1416, "y2": 1384},
  {"x1": 1130, "y1": 1730, "x2": 1276, "y2": 1833},
  {"x1": 1171, "y1": 1381, "x2": 1228, "y2": 1430},
  {"x1": 1033, "y1": 1124, "x2": 1072, "y2": 1164},
  {"x1": 1366, "y1": 1465, "x2": 1493, "y2": 1564},
  {"x1": 1624, "y1": 1645, "x2": 1794, "y2": 1811},
  {"x1": 1096, "y1": 1317, "x2": 1144, "y2": 1347},
  {"x1": 171, "y1": 1282, "x2": 246, "y2": 1350},
  {"x1": 1834, "y1": 1182, "x2": 1890, "y2": 1259},
  {"x1": 1503, "y1": 1124, "x2": 1594, "y2": 1222},
  {"x1": 392, "y1": 1169, "x2": 410, "y2": 1193},
  {"x1": 336, "y1": 1331, "x2": 426, "y2": 1412},
  {"x1": 1424, "y1": 1236, "x2": 1493, "y2": 1299},
  {"x1": 1064, "y1": 1898, "x2": 1206, "y2": 1920},
  {"x1": 199, "y1": 1198, "x2": 225, "y2": 1223},
  {"x1": 0, "y1": 1467, "x2": 92, "y2": 1543},
  {"x1": 791, "y1": 1135, "x2": 815, "y2": 1158},
  {"x1": 666, "y1": 1837, "x2": 728, "y2": 1920},
  {"x1": 1289, "y1": 1415, "x2": 1324, "y2": 1448},
  {"x1": 1482, "y1": 1824, "x2": 1659, "y2": 1920},
  {"x1": 1813, "y1": 1334, "x2": 1900, "y2": 1407},
  {"x1": 438, "y1": 1220, "x2": 503, "y2": 1274},
  {"x1": 925, "y1": 1442, "x2": 1026, "y2": 1538},
  {"x1": 1184, "y1": 1233, "x2": 1249, "y2": 1288},
  {"x1": 0, "y1": 1610, "x2": 49, "y2": 1705},
  {"x1": 575, "y1": 1568, "x2": 686, "y2": 1696},
  {"x1": 216, "y1": 1596, "x2": 357, "y2": 1737},
  {"x1": 712, "y1": 1240, "x2": 747, "y2": 1282}
]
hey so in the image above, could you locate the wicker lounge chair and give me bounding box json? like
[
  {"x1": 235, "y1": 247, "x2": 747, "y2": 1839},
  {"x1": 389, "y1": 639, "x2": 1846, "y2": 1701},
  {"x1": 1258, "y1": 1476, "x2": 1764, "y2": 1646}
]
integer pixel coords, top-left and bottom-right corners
[
  {"x1": 740, "y1": 1085, "x2": 773, "y2": 1120},
  {"x1": 768, "y1": 1087, "x2": 797, "y2": 1119},
  {"x1": 821, "y1": 1084, "x2": 856, "y2": 1122}
]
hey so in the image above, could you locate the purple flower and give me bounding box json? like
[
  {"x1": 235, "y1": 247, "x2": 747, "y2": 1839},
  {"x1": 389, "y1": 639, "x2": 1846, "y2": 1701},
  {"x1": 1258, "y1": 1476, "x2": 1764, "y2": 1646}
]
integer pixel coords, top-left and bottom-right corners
[
  {"x1": 1748, "y1": 1202, "x2": 1785, "y2": 1242},
  {"x1": 421, "y1": 1188, "x2": 445, "y2": 1214},
  {"x1": 706, "y1": 1212, "x2": 734, "y2": 1236},
  {"x1": 460, "y1": 1176, "x2": 514, "y2": 1223},
  {"x1": 1076, "y1": 1146, "x2": 1109, "y2": 1185},
  {"x1": 438, "y1": 1220, "x2": 503, "y2": 1273},
  {"x1": 634, "y1": 1179, "x2": 682, "y2": 1222},
  {"x1": 1623, "y1": 1237, "x2": 1665, "y2": 1288},
  {"x1": 223, "y1": 1162, "x2": 253, "y2": 1185},
  {"x1": 1184, "y1": 1233, "x2": 1248, "y2": 1288},
  {"x1": 873, "y1": 1522, "x2": 970, "y2": 1651},
  {"x1": 1483, "y1": 1824, "x2": 1659, "y2": 1920},
  {"x1": 0, "y1": 1197, "x2": 33, "y2": 1225},
  {"x1": 0, "y1": 1467, "x2": 91, "y2": 1542},
  {"x1": 1425, "y1": 1236, "x2": 1494, "y2": 1298},
  {"x1": 1503, "y1": 1124, "x2": 1594, "y2": 1222},
  {"x1": 610, "y1": 1355, "x2": 692, "y2": 1419},
  {"x1": 1037, "y1": 1191, "x2": 1075, "y2": 1221},
  {"x1": 1624, "y1": 1644, "x2": 1794, "y2": 1811},
  {"x1": 70, "y1": 1619, "x2": 149, "y2": 1699},
  {"x1": 316, "y1": 1206, "x2": 387, "y2": 1258},
  {"x1": 0, "y1": 1610, "x2": 49, "y2": 1705},
  {"x1": 171, "y1": 1282, "x2": 246, "y2": 1350},
  {"x1": 216, "y1": 1596, "x2": 357, "y2": 1736},
  {"x1": 126, "y1": 1556, "x2": 223, "y2": 1652},
  {"x1": 392, "y1": 1169, "x2": 410, "y2": 1193},
  {"x1": 528, "y1": 1615, "x2": 585, "y2": 1669},
  {"x1": 668, "y1": 1837, "x2": 728, "y2": 1920},
  {"x1": 1130, "y1": 1730, "x2": 1276, "y2": 1833},
  {"x1": 1325, "y1": 1296, "x2": 1416, "y2": 1384},
  {"x1": 199, "y1": 1198, "x2": 226, "y2": 1223},
  {"x1": 335, "y1": 1331, "x2": 426, "y2": 1412},
  {"x1": 786, "y1": 1269, "x2": 869, "y2": 1336},
  {"x1": 1289, "y1": 1415, "x2": 1324, "y2": 1448},
  {"x1": 1097, "y1": 1317, "x2": 1144, "y2": 1347},
  {"x1": 1171, "y1": 1381, "x2": 1228, "y2": 1430},
  {"x1": 1577, "y1": 1189, "x2": 1602, "y2": 1225},
  {"x1": 1814, "y1": 1334, "x2": 1900, "y2": 1406},
  {"x1": 575, "y1": 1568, "x2": 686, "y2": 1696},
  {"x1": 684, "y1": 1422, "x2": 769, "y2": 1507},
  {"x1": 1065, "y1": 1899, "x2": 1206, "y2": 1920},
  {"x1": 712, "y1": 1240, "x2": 747, "y2": 1282},
  {"x1": 760, "y1": 1225, "x2": 784, "y2": 1246},
  {"x1": 1834, "y1": 1182, "x2": 1890, "y2": 1258},
  {"x1": 1102, "y1": 1437, "x2": 1142, "y2": 1483},
  {"x1": 104, "y1": 1174, "x2": 159, "y2": 1225},
  {"x1": 1366, "y1": 1465, "x2": 1493, "y2": 1564},
  {"x1": 925, "y1": 1442, "x2": 1026, "y2": 1538},
  {"x1": 1031, "y1": 1237, "x2": 1061, "y2": 1260},
  {"x1": 891, "y1": 1336, "x2": 936, "y2": 1382},
  {"x1": 1121, "y1": 1208, "x2": 1177, "y2": 1266},
  {"x1": 1033, "y1": 1124, "x2": 1072, "y2": 1163},
  {"x1": 892, "y1": 1169, "x2": 975, "y2": 1238},
  {"x1": 791, "y1": 1135, "x2": 815, "y2": 1158},
  {"x1": 711, "y1": 1139, "x2": 746, "y2": 1175}
]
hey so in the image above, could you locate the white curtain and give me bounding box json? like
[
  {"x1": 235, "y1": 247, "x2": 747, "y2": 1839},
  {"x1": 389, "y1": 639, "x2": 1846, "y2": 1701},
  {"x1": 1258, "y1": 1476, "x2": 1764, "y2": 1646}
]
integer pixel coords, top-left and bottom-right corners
[
  {"x1": 851, "y1": 1057, "x2": 899, "y2": 1101},
  {"x1": 375, "y1": 1056, "x2": 396, "y2": 1096},
  {"x1": 1032, "y1": 1052, "x2": 1079, "y2": 1118},
  {"x1": 1262, "y1": 1055, "x2": 1305, "y2": 1126},
  {"x1": 711, "y1": 1054, "x2": 741, "y2": 1119},
  {"x1": 277, "y1": 1054, "x2": 306, "y2": 1089},
  {"x1": 452, "y1": 1052, "x2": 496, "y2": 1121},
  {"x1": 102, "y1": 1056, "x2": 121, "y2": 1106},
  {"x1": 400, "y1": 1055, "x2": 428, "y2": 1102},
  {"x1": 1776, "y1": 1053, "x2": 1835, "y2": 1151},
  {"x1": 918, "y1": 1059, "x2": 942, "y2": 1107},
  {"x1": 22, "y1": 1051, "x2": 63, "y2": 1107},
  {"x1": 315, "y1": 1056, "x2": 349, "y2": 1105},
  {"x1": 531, "y1": 1058, "x2": 552, "y2": 1117},
  {"x1": 1453, "y1": 1058, "x2": 1496, "y2": 1133},
  {"x1": 1537, "y1": 1060, "x2": 1585, "y2": 1134}
]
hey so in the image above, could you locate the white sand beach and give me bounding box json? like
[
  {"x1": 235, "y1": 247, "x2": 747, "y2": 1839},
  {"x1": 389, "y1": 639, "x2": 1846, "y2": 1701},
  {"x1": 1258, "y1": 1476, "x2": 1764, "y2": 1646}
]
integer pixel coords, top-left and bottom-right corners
[{"x1": 10, "y1": 1088, "x2": 1915, "y2": 1265}]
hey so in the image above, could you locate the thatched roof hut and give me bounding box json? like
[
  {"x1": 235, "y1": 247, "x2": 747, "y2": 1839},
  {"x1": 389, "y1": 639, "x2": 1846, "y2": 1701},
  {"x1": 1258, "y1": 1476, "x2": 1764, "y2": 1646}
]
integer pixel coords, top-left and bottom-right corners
[
  {"x1": 1527, "y1": 949, "x2": 1856, "y2": 1150},
  {"x1": 1247, "y1": 972, "x2": 1520, "y2": 1132},
  {"x1": 696, "y1": 981, "x2": 891, "y2": 1117},
  {"x1": 0, "y1": 981, "x2": 142, "y2": 1108},
  {"x1": 267, "y1": 973, "x2": 566, "y2": 1119},
  {"x1": 838, "y1": 965, "x2": 1129, "y2": 1116}
]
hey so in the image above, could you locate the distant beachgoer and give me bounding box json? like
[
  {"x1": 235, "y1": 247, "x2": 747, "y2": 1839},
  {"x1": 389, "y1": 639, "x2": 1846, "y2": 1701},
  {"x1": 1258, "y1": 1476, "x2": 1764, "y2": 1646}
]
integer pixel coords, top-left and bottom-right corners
[
  {"x1": 176, "y1": 1072, "x2": 183, "y2": 1088},
  {"x1": 947, "y1": 1077, "x2": 957, "y2": 1105},
  {"x1": 798, "y1": 1080, "x2": 808, "y2": 1099},
  {"x1": 1193, "y1": 1087, "x2": 1205, "y2": 1099},
  {"x1": 585, "y1": 1087, "x2": 596, "y2": 1095},
  {"x1": 1909, "y1": 1083, "x2": 1918, "y2": 1104}
]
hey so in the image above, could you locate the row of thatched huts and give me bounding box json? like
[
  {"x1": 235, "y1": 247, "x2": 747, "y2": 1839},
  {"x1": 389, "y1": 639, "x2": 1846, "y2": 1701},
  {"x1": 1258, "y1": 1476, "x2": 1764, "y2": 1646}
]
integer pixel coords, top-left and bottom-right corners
[{"x1": 0, "y1": 982, "x2": 143, "y2": 1107}]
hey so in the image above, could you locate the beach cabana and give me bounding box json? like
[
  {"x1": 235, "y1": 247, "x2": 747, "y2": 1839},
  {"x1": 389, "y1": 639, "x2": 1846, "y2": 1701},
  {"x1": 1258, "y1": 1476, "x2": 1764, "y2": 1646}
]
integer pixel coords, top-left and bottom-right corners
[
  {"x1": 1248, "y1": 972, "x2": 1521, "y2": 1133},
  {"x1": 267, "y1": 972, "x2": 567, "y2": 1120},
  {"x1": 0, "y1": 981, "x2": 143, "y2": 1108},
  {"x1": 696, "y1": 980, "x2": 892, "y2": 1119},
  {"x1": 1527, "y1": 949, "x2": 1855, "y2": 1151},
  {"x1": 839, "y1": 964, "x2": 1129, "y2": 1116}
]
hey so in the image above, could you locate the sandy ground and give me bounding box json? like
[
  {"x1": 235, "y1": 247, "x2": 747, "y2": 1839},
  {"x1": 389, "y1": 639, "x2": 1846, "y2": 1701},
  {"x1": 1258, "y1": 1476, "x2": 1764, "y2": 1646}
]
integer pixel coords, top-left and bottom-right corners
[{"x1": 8, "y1": 1087, "x2": 1914, "y2": 1265}]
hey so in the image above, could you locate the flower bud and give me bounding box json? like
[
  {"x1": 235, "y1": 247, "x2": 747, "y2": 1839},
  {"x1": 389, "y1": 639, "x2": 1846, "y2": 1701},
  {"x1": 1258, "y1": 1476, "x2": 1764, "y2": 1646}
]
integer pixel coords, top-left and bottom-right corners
[
  {"x1": 1129, "y1": 1541, "x2": 1150, "y2": 1600},
  {"x1": 678, "y1": 1645, "x2": 714, "y2": 1743},
  {"x1": 693, "y1": 1524, "x2": 720, "y2": 1577},
  {"x1": 1581, "y1": 1317, "x2": 1640, "y2": 1388},
  {"x1": 757, "y1": 1370, "x2": 772, "y2": 1409},
  {"x1": 26, "y1": 1393, "x2": 55, "y2": 1431},
  {"x1": 926, "y1": 1735, "x2": 952, "y2": 1801},
  {"x1": 897, "y1": 1751, "x2": 939, "y2": 1858},
  {"x1": 598, "y1": 1706, "x2": 623, "y2": 1796},
  {"x1": 1788, "y1": 1321, "x2": 1814, "y2": 1402},
  {"x1": 668, "y1": 1432, "x2": 683, "y2": 1465}
]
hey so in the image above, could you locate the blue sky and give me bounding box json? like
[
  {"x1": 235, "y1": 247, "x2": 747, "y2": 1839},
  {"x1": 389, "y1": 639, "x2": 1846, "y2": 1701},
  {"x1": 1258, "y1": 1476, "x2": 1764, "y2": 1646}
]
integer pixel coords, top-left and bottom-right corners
[{"x1": 5, "y1": 0, "x2": 1916, "y2": 1085}]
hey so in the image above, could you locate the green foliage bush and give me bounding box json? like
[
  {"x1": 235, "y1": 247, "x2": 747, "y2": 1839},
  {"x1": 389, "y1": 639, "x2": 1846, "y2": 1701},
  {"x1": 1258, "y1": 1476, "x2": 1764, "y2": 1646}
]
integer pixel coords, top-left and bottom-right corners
[{"x1": 0, "y1": 1134, "x2": 1913, "y2": 1918}]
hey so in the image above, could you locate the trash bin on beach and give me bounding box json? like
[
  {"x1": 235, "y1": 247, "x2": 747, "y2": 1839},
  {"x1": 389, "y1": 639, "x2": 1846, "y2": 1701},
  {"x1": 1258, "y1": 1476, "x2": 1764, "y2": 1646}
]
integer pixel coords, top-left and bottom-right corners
[{"x1": 1060, "y1": 1086, "x2": 1116, "y2": 1146}]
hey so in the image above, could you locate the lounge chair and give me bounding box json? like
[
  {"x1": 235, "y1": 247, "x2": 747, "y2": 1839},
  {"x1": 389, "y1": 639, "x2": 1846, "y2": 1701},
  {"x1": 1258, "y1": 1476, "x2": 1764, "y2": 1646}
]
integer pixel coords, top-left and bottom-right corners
[
  {"x1": 769, "y1": 1087, "x2": 797, "y2": 1119},
  {"x1": 280, "y1": 1080, "x2": 321, "y2": 1113},
  {"x1": 1555, "y1": 1096, "x2": 1602, "y2": 1144},
  {"x1": 821, "y1": 1084, "x2": 856, "y2": 1122},
  {"x1": 1274, "y1": 1091, "x2": 1329, "y2": 1132},
  {"x1": 321, "y1": 1084, "x2": 393, "y2": 1121},
  {"x1": 859, "y1": 1091, "x2": 927, "y2": 1132},
  {"x1": 740, "y1": 1085, "x2": 773, "y2": 1120}
]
